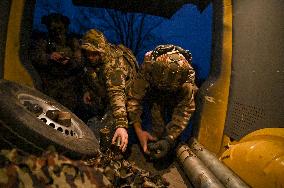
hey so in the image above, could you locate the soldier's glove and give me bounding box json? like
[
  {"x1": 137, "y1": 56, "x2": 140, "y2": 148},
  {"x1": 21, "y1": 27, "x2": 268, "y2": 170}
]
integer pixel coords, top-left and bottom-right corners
[{"x1": 148, "y1": 137, "x2": 174, "y2": 159}]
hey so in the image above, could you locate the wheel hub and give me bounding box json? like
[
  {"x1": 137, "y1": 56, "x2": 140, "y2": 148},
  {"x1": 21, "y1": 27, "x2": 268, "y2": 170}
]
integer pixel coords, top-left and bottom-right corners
[{"x1": 18, "y1": 93, "x2": 82, "y2": 138}]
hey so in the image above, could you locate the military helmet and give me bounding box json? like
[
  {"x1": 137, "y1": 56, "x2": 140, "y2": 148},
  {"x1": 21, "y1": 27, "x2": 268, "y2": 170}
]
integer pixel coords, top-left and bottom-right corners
[
  {"x1": 81, "y1": 29, "x2": 107, "y2": 53},
  {"x1": 145, "y1": 44, "x2": 195, "y2": 89}
]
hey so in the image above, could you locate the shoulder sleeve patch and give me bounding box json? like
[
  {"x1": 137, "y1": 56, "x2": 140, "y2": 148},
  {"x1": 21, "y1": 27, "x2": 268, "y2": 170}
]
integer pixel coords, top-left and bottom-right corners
[{"x1": 109, "y1": 69, "x2": 124, "y2": 86}]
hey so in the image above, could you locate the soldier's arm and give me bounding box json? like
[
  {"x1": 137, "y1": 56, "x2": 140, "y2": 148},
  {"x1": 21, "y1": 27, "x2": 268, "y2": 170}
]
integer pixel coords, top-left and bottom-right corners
[
  {"x1": 105, "y1": 62, "x2": 129, "y2": 129},
  {"x1": 128, "y1": 73, "x2": 154, "y2": 152},
  {"x1": 127, "y1": 57, "x2": 152, "y2": 125},
  {"x1": 166, "y1": 83, "x2": 198, "y2": 141},
  {"x1": 29, "y1": 39, "x2": 49, "y2": 68},
  {"x1": 82, "y1": 69, "x2": 94, "y2": 92},
  {"x1": 127, "y1": 75, "x2": 149, "y2": 125}
]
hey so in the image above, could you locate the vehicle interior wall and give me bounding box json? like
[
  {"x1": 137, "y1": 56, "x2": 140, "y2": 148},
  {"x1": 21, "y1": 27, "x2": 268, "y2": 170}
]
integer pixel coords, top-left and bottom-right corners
[
  {"x1": 224, "y1": 0, "x2": 284, "y2": 140},
  {"x1": 0, "y1": 0, "x2": 12, "y2": 79},
  {"x1": 193, "y1": 0, "x2": 233, "y2": 154},
  {"x1": 1, "y1": 0, "x2": 36, "y2": 87}
]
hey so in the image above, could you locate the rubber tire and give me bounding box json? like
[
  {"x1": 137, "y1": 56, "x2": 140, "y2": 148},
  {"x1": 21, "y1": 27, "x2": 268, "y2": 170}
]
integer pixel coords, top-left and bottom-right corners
[{"x1": 0, "y1": 79, "x2": 99, "y2": 159}]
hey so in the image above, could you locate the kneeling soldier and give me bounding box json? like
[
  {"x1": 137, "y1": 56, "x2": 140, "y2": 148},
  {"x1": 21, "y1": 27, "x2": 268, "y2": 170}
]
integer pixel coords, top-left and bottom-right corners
[{"x1": 128, "y1": 44, "x2": 198, "y2": 159}]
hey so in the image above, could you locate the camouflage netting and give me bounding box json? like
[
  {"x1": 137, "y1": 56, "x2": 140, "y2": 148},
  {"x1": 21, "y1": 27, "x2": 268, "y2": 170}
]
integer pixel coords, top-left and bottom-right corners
[
  {"x1": 0, "y1": 149, "x2": 109, "y2": 187},
  {"x1": 0, "y1": 148, "x2": 169, "y2": 187}
]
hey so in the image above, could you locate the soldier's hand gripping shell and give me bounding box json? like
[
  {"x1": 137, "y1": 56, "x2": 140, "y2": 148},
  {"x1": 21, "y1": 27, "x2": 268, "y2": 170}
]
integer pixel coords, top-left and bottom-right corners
[
  {"x1": 112, "y1": 127, "x2": 128, "y2": 152},
  {"x1": 148, "y1": 138, "x2": 172, "y2": 159}
]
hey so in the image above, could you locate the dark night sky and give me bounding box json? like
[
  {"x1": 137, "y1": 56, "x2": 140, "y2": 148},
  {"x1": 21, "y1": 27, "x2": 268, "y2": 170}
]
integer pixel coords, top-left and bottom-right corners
[{"x1": 33, "y1": 0, "x2": 212, "y2": 81}]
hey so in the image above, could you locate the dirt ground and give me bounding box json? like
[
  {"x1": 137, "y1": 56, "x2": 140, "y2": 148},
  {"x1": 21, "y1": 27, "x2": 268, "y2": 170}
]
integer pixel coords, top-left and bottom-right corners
[{"x1": 126, "y1": 144, "x2": 192, "y2": 188}]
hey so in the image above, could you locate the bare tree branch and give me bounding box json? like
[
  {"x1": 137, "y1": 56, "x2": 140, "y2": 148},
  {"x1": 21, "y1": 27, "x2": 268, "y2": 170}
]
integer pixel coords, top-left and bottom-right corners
[{"x1": 91, "y1": 9, "x2": 165, "y2": 57}]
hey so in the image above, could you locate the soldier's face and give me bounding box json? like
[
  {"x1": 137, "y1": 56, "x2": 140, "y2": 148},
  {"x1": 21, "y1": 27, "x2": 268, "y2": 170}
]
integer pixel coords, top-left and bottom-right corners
[
  {"x1": 84, "y1": 51, "x2": 102, "y2": 64},
  {"x1": 48, "y1": 21, "x2": 67, "y2": 40}
]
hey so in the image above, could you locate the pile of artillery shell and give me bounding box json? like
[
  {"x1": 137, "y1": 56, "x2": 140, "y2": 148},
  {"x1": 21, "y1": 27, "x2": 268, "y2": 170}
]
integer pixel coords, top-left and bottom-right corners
[{"x1": 85, "y1": 148, "x2": 169, "y2": 188}]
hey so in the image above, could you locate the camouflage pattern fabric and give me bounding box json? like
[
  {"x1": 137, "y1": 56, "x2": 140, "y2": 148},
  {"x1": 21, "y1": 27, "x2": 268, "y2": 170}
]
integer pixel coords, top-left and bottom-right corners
[
  {"x1": 81, "y1": 29, "x2": 107, "y2": 53},
  {"x1": 0, "y1": 149, "x2": 109, "y2": 188},
  {"x1": 127, "y1": 45, "x2": 198, "y2": 141},
  {"x1": 81, "y1": 29, "x2": 138, "y2": 129},
  {"x1": 0, "y1": 148, "x2": 169, "y2": 187}
]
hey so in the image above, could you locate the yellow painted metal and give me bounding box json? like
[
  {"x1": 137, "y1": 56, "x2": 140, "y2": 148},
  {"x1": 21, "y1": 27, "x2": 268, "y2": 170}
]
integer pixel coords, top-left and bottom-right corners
[
  {"x1": 220, "y1": 128, "x2": 284, "y2": 188},
  {"x1": 219, "y1": 135, "x2": 231, "y2": 156},
  {"x1": 4, "y1": 0, "x2": 34, "y2": 87},
  {"x1": 196, "y1": 0, "x2": 232, "y2": 154}
]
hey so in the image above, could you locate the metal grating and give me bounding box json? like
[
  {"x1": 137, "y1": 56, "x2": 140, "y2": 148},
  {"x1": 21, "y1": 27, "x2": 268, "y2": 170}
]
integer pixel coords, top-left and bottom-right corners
[{"x1": 225, "y1": 100, "x2": 265, "y2": 140}]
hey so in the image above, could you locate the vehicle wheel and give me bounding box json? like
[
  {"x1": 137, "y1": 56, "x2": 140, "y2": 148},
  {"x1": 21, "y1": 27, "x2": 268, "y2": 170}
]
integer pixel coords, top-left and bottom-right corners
[{"x1": 0, "y1": 79, "x2": 99, "y2": 159}]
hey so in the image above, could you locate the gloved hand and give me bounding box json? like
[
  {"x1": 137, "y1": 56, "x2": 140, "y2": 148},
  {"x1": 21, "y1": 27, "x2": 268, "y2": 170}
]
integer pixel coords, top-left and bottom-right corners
[{"x1": 148, "y1": 137, "x2": 174, "y2": 159}]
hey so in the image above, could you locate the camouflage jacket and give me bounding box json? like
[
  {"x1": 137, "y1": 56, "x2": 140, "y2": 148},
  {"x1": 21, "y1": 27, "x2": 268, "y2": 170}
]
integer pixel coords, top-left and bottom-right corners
[
  {"x1": 84, "y1": 44, "x2": 138, "y2": 129},
  {"x1": 127, "y1": 46, "x2": 198, "y2": 140},
  {"x1": 30, "y1": 35, "x2": 83, "y2": 79}
]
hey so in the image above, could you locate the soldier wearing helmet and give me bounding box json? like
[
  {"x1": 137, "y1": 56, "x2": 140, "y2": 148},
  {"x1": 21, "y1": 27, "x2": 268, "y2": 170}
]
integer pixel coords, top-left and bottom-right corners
[
  {"x1": 30, "y1": 13, "x2": 84, "y2": 112},
  {"x1": 81, "y1": 29, "x2": 139, "y2": 152},
  {"x1": 127, "y1": 44, "x2": 198, "y2": 159}
]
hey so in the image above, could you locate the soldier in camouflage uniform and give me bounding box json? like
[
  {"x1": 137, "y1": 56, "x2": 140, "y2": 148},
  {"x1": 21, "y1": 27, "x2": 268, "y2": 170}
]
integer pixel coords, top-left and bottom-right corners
[
  {"x1": 127, "y1": 44, "x2": 198, "y2": 159},
  {"x1": 80, "y1": 29, "x2": 139, "y2": 152},
  {"x1": 30, "y1": 13, "x2": 84, "y2": 112}
]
